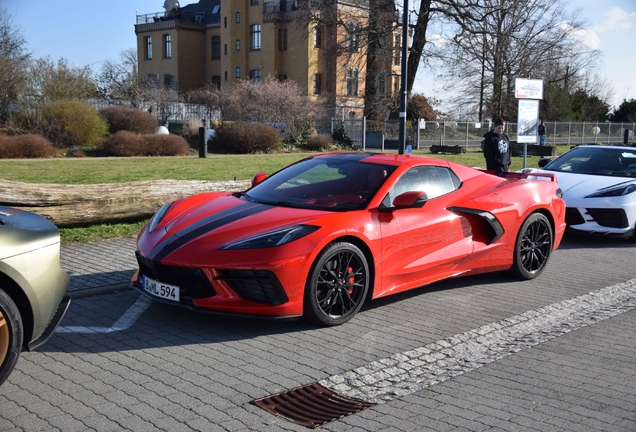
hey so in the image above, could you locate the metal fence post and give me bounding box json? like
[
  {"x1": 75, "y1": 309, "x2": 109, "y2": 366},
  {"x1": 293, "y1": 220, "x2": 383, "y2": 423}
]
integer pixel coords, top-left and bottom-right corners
[
  {"x1": 362, "y1": 116, "x2": 366, "y2": 151},
  {"x1": 582, "y1": 121, "x2": 586, "y2": 145},
  {"x1": 465, "y1": 121, "x2": 469, "y2": 149}
]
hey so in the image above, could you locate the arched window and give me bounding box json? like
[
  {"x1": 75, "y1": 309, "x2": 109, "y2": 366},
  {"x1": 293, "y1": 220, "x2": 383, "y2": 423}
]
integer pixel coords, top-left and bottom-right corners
[
  {"x1": 235, "y1": 40, "x2": 240, "y2": 51},
  {"x1": 236, "y1": 67, "x2": 241, "y2": 78},
  {"x1": 235, "y1": 12, "x2": 240, "y2": 23}
]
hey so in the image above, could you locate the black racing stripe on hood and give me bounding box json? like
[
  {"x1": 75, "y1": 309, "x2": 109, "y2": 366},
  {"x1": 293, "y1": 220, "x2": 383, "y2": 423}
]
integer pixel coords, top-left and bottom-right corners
[{"x1": 149, "y1": 202, "x2": 271, "y2": 261}]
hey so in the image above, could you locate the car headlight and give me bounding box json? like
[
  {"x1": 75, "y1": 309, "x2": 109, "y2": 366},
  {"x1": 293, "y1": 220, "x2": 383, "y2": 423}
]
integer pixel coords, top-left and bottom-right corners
[
  {"x1": 220, "y1": 225, "x2": 320, "y2": 250},
  {"x1": 586, "y1": 184, "x2": 636, "y2": 198},
  {"x1": 148, "y1": 202, "x2": 173, "y2": 233}
]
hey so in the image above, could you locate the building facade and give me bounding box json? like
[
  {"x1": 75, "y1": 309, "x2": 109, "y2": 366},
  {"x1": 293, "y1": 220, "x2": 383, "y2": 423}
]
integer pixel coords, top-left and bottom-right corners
[{"x1": 135, "y1": 0, "x2": 400, "y2": 119}]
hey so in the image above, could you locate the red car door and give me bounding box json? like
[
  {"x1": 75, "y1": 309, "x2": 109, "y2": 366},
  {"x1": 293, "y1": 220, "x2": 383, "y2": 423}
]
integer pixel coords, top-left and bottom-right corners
[{"x1": 375, "y1": 166, "x2": 475, "y2": 298}]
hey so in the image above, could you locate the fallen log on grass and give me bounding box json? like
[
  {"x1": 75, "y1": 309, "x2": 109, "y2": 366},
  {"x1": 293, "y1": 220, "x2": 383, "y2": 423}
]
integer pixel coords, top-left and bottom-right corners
[{"x1": 0, "y1": 179, "x2": 252, "y2": 227}]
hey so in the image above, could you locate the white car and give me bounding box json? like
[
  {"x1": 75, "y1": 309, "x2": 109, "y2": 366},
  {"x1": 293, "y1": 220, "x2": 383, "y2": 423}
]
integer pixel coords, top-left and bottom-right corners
[{"x1": 523, "y1": 145, "x2": 636, "y2": 239}]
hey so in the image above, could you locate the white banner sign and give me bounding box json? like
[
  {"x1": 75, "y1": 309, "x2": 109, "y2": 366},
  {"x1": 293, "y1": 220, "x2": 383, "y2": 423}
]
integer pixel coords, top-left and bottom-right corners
[
  {"x1": 515, "y1": 78, "x2": 544, "y2": 100},
  {"x1": 517, "y1": 99, "x2": 540, "y2": 143}
]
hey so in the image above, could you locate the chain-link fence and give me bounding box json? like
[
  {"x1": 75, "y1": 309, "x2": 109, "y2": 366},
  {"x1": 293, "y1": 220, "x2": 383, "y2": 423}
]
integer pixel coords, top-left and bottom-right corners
[{"x1": 331, "y1": 119, "x2": 636, "y2": 150}]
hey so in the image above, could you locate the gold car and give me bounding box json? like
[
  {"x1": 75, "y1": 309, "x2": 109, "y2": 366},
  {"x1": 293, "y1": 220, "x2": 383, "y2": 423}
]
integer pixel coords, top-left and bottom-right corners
[{"x1": 0, "y1": 206, "x2": 70, "y2": 385}]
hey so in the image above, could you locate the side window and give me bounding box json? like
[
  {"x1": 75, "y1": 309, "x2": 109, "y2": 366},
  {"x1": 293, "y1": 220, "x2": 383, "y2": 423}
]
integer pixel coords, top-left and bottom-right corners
[{"x1": 384, "y1": 166, "x2": 460, "y2": 207}]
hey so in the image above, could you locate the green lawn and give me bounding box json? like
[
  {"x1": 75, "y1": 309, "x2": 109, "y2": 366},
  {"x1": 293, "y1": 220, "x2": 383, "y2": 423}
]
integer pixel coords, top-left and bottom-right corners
[{"x1": 1, "y1": 147, "x2": 566, "y2": 243}]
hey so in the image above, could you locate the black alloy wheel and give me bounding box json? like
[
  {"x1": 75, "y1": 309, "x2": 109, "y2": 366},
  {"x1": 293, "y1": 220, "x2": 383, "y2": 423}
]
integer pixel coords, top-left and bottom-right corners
[
  {"x1": 304, "y1": 242, "x2": 369, "y2": 326},
  {"x1": 510, "y1": 213, "x2": 553, "y2": 280},
  {"x1": 0, "y1": 289, "x2": 23, "y2": 386}
]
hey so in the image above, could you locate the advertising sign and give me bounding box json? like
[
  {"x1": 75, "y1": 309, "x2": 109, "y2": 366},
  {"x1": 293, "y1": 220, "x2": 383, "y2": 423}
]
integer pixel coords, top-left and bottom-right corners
[
  {"x1": 517, "y1": 99, "x2": 540, "y2": 144},
  {"x1": 515, "y1": 78, "x2": 544, "y2": 100}
]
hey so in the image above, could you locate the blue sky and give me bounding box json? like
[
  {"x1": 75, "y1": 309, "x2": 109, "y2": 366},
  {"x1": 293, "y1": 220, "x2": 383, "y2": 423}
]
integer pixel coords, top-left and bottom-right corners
[{"x1": 3, "y1": 0, "x2": 635, "y2": 110}]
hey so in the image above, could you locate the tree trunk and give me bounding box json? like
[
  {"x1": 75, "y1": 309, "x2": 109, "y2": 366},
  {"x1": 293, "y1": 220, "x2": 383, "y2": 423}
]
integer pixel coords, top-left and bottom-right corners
[{"x1": 0, "y1": 179, "x2": 251, "y2": 227}]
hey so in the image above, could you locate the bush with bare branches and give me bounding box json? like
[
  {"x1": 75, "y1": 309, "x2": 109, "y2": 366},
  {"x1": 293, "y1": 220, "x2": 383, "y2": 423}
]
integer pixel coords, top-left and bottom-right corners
[
  {"x1": 0, "y1": 134, "x2": 56, "y2": 158},
  {"x1": 99, "y1": 106, "x2": 159, "y2": 135},
  {"x1": 104, "y1": 131, "x2": 189, "y2": 156},
  {"x1": 211, "y1": 122, "x2": 281, "y2": 154}
]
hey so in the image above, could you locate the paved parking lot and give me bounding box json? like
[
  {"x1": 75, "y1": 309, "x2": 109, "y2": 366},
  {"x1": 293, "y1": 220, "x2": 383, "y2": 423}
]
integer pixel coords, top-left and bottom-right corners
[{"x1": 1, "y1": 233, "x2": 635, "y2": 431}]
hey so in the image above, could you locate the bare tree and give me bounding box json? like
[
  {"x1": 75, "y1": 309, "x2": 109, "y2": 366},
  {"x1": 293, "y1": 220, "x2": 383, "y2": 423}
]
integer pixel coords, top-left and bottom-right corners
[
  {"x1": 194, "y1": 78, "x2": 329, "y2": 143},
  {"x1": 436, "y1": 0, "x2": 600, "y2": 120},
  {"x1": 0, "y1": 9, "x2": 30, "y2": 121},
  {"x1": 17, "y1": 57, "x2": 97, "y2": 130},
  {"x1": 96, "y1": 48, "x2": 141, "y2": 106}
]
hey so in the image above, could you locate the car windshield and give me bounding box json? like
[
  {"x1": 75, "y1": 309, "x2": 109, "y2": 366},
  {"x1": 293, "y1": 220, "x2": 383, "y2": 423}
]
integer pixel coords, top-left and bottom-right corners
[
  {"x1": 544, "y1": 147, "x2": 636, "y2": 177},
  {"x1": 244, "y1": 156, "x2": 396, "y2": 210}
]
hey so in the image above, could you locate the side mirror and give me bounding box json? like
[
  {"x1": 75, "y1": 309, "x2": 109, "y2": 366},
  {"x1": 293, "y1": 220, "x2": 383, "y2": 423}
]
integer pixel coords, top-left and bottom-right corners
[
  {"x1": 251, "y1": 172, "x2": 267, "y2": 187},
  {"x1": 538, "y1": 158, "x2": 551, "y2": 168},
  {"x1": 392, "y1": 191, "x2": 428, "y2": 209}
]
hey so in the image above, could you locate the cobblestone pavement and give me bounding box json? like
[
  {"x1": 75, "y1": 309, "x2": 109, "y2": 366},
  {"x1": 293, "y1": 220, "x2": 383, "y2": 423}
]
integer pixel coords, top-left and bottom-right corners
[{"x1": 1, "y1": 233, "x2": 635, "y2": 431}]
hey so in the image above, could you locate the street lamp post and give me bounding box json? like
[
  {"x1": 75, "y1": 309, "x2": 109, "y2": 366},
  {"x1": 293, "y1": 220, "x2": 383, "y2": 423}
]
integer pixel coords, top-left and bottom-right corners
[{"x1": 398, "y1": 0, "x2": 409, "y2": 155}]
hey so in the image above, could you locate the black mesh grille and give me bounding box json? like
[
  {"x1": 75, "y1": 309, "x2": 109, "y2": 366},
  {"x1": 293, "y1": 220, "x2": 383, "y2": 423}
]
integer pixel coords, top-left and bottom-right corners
[
  {"x1": 136, "y1": 251, "x2": 216, "y2": 300},
  {"x1": 585, "y1": 208, "x2": 629, "y2": 228},
  {"x1": 215, "y1": 269, "x2": 288, "y2": 305},
  {"x1": 565, "y1": 207, "x2": 585, "y2": 226}
]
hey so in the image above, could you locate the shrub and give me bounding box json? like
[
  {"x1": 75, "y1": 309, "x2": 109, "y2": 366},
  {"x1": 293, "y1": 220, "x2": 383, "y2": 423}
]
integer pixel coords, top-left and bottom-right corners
[
  {"x1": 303, "y1": 134, "x2": 334, "y2": 151},
  {"x1": 0, "y1": 134, "x2": 57, "y2": 158},
  {"x1": 143, "y1": 134, "x2": 190, "y2": 156},
  {"x1": 103, "y1": 131, "x2": 189, "y2": 156},
  {"x1": 99, "y1": 106, "x2": 159, "y2": 135},
  {"x1": 212, "y1": 122, "x2": 281, "y2": 154},
  {"x1": 332, "y1": 123, "x2": 354, "y2": 148},
  {"x1": 41, "y1": 101, "x2": 108, "y2": 148}
]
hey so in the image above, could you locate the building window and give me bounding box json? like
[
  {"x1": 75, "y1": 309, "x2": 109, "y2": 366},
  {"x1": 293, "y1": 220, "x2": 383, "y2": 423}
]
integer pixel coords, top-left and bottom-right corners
[
  {"x1": 393, "y1": 75, "x2": 400, "y2": 95},
  {"x1": 224, "y1": 44, "x2": 227, "y2": 55},
  {"x1": 145, "y1": 37, "x2": 152, "y2": 60},
  {"x1": 236, "y1": 40, "x2": 240, "y2": 51},
  {"x1": 225, "y1": 71, "x2": 228, "y2": 81},
  {"x1": 378, "y1": 73, "x2": 386, "y2": 95},
  {"x1": 211, "y1": 36, "x2": 221, "y2": 59},
  {"x1": 163, "y1": 34, "x2": 171, "y2": 58},
  {"x1": 249, "y1": 69, "x2": 261, "y2": 82},
  {"x1": 346, "y1": 23, "x2": 360, "y2": 52},
  {"x1": 235, "y1": 12, "x2": 240, "y2": 23},
  {"x1": 379, "y1": 33, "x2": 387, "y2": 54},
  {"x1": 164, "y1": 74, "x2": 177, "y2": 90},
  {"x1": 278, "y1": 29, "x2": 287, "y2": 50},
  {"x1": 144, "y1": 73, "x2": 159, "y2": 87},
  {"x1": 313, "y1": 74, "x2": 322, "y2": 94},
  {"x1": 236, "y1": 67, "x2": 241, "y2": 78},
  {"x1": 211, "y1": 76, "x2": 221, "y2": 89},
  {"x1": 250, "y1": 24, "x2": 261, "y2": 50},
  {"x1": 250, "y1": 0, "x2": 259, "y2": 4},
  {"x1": 278, "y1": 74, "x2": 287, "y2": 81},
  {"x1": 393, "y1": 34, "x2": 401, "y2": 66},
  {"x1": 224, "y1": 16, "x2": 227, "y2": 27},
  {"x1": 346, "y1": 68, "x2": 358, "y2": 96},
  {"x1": 314, "y1": 26, "x2": 322, "y2": 48}
]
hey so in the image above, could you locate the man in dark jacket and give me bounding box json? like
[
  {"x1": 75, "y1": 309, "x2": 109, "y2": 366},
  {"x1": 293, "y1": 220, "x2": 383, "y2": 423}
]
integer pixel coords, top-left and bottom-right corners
[{"x1": 483, "y1": 118, "x2": 511, "y2": 174}]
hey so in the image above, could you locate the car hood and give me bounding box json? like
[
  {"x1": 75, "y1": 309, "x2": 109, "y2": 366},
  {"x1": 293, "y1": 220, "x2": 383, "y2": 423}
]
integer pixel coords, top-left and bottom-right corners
[
  {"x1": 140, "y1": 194, "x2": 337, "y2": 260},
  {"x1": 529, "y1": 169, "x2": 636, "y2": 196}
]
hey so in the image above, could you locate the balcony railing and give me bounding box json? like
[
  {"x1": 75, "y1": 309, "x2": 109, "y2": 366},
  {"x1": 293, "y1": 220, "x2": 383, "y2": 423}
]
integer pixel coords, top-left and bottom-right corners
[{"x1": 136, "y1": 10, "x2": 219, "y2": 25}]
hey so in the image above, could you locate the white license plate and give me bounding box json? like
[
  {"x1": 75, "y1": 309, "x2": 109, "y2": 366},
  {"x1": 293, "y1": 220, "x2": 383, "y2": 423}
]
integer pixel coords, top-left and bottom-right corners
[{"x1": 143, "y1": 275, "x2": 180, "y2": 302}]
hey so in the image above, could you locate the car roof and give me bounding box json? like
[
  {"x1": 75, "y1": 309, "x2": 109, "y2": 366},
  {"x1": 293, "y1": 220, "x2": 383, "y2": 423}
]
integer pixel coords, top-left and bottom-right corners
[
  {"x1": 570, "y1": 145, "x2": 635, "y2": 151},
  {"x1": 312, "y1": 152, "x2": 448, "y2": 167}
]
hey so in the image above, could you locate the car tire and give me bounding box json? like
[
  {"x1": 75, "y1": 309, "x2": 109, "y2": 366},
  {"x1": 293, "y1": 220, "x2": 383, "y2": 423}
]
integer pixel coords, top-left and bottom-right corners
[
  {"x1": 0, "y1": 289, "x2": 23, "y2": 386},
  {"x1": 510, "y1": 213, "x2": 553, "y2": 280},
  {"x1": 304, "y1": 242, "x2": 369, "y2": 326}
]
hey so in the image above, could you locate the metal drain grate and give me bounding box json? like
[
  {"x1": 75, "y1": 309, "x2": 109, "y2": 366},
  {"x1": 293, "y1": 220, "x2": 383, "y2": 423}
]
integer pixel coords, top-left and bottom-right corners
[{"x1": 251, "y1": 383, "x2": 376, "y2": 429}]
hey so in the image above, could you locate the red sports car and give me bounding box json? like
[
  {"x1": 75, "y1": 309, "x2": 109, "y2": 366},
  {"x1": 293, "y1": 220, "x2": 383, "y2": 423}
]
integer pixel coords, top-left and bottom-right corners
[{"x1": 131, "y1": 153, "x2": 566, "y2": 326}]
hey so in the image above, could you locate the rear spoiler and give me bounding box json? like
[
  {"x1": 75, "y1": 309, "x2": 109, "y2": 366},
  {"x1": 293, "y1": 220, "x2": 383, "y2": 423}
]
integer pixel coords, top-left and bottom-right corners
[{"x1": 478, "y1": 169, "x2": 558, "y2": 182}]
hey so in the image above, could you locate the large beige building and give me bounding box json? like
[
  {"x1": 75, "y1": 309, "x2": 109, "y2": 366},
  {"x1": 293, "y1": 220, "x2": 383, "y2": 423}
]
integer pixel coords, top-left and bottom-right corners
[{"x1": 135, "y1": 0, "x2": 400, "y2": 118}]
